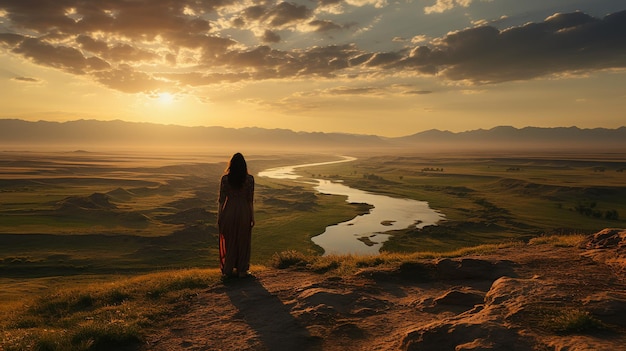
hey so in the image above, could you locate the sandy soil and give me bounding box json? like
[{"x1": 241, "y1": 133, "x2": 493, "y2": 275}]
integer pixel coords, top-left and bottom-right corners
[{"x1": 144, "y1": 229, "x2": 626, "y2": 351}]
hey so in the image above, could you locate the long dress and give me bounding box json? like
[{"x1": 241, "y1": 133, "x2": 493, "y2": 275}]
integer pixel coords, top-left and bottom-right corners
[{"x1": 218, "y1": 174, "x2": 254, "y2": 275}]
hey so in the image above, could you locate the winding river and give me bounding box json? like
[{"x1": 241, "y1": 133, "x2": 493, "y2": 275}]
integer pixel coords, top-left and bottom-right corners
[{"x1": 258, "y1": 156, "x2": 445, "y2": 255}]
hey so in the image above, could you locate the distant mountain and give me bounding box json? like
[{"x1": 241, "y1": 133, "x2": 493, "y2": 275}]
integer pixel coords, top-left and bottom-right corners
[
  {"x1": 0, "y1": 119, "x2": 390, "y2": 151},
  {"x1": 1, "y1": 119, "x2": 625, "y2": 152},
  {"x1": 398, "y1": 126, "x2": 626, "y2": 151}
]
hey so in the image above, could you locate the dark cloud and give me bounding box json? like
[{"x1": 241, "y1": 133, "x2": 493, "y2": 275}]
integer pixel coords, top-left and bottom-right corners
[
  {"x1": 292, "y1": 44, "x2": 358, "y2": 76},
  {"x1": 404, "y1": 90, "x2": 433, "y2": 95},
  {"x1": 240, "y1": 2, "x2": 312, "y2": 28},
  {"x1": 93, "y1": 65, "x2": 166, "y2": 93},
  {"x1": 261, "y1": 30, "x2": 281, "y2": 43},
  {"x1": 309, "y1": 19, "x2": 342, "y2": 32},
  {"x1": 349, "y1": 53, "x2": 374, "y2": 66},
  {"x1": 318, "y1": 0, "x2": 342, "y2": 6},
  {"x1": 77, "y1": 35, "x2": 158, "y2": 62},
  {"x1": 0, "y1": 1, "x2": 624, "y2": 96},
  {"x1": 76, "y1": 35, "x2": 108, "y2": 53},
  {"x1": 224, "y1": 45, "x2": 286, "y2": 70},
  {"x1": 328, "y1": 86, "x2": 381, "y2": 95},
  {"x1": 398, "y1": 10, "x2": 626, "y2": 83},
  {"x1": 265, "y1": 2, "x2": 311, "y2": 27},
  {"x1": 242, "y1": 5, "x2": 267, "y2": 21},
  {"x1": 0, "y1": 0, "x2": 222, "y2": 40},
  {"x1": 12, "y1": 76, "x2": 39, "y2": 82},
  {"x1": 12, "y1": 36, "x2": 110, "y2": 74},
  {"x1": 365, "y1": 52, "x2": 404, "y2": 67},
  {"x1": 0, "y1": 32, "x2": 24, "y2": 46}
]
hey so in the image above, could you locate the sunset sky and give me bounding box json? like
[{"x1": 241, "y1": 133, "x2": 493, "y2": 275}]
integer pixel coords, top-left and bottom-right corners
[{"x1": 1, "y1": 0, "x2": 624, "y2": 137}]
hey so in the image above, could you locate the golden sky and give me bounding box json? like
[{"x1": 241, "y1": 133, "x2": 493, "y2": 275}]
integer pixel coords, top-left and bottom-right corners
[{"x1": 1, "y1": 0, "x2": 625, "y2": 137}]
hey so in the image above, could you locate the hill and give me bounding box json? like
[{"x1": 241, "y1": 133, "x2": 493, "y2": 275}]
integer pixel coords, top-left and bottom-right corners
[
  {"x1": 3, "y1": 229, "x2": 625, "y2": 350},
  {"x1": 399, "y1": 126, "x2": 626, "y2": 152},
  {"x1": 1, "y1": 119, "x2": 625, "y2": 152},
  {"x1": 0, "y1": 119, "x2": 389, "y2": 152},
  {"x1": 145, "y1": 229, "x2": 626, "y2": 351}
]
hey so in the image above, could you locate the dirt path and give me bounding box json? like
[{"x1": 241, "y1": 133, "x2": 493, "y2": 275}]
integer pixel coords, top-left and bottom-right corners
[{"x1": 144, "y1": 233, "x2": 626, "y2": 351}]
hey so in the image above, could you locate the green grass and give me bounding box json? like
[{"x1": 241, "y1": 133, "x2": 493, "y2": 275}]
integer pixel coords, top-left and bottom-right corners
[
  {"x1": 306, "y1": 154, "x2": 626, "y2": 252},
  {"x1": 1, "y1": 268, "x2": 223, "y2": 351},
  {"x1": 532, "y1": 307, "x2": 607, "y2": 334},
  {"x1": 548, "y1": 309, "x2": 606, "y2": 334}
]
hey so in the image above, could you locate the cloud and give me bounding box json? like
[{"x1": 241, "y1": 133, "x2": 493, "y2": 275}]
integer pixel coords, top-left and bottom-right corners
[
  {"x1": 261, "y1": 30, "x2": 281, "y2": 43},
  {"x1": 93, "y1": 65, "x2": 166, "y2": 93},
  {"x1": 0, "y1": 0, "x2": 222, "y2": 41},
  {"x1": 424, "y1": 0, "x2": 473, "y2": 15},
  {"x1": 319, "y1": 0, "x2": 343, "y2": 6},
  {"x1": 11, "y1": 36, "x2": 110, "y2": 74},
  {"x1": 0, "y1": 1, "x2": 624, "y2": 95},
  {"x1": 326, "y1": 86, "x2": 383, "y2": 95},
  {"x1": 309, "y1": 19, "x2": 343, "y2": 33},
  {"x1": 77, "y1": 35, "x2": 159, "y2": 62},
  {"x1": 398, "y1": 10, "x2": 626, "y2": 83},
  {"x1": 239, "y1": 2, "x2": 312, "y2": 29},
  {"x1": 12, "y1": 76, "x2": 39, "y2": 83},
  {"x1": 266, "y1": 2, "x2": 311, "y2": 27},
  {"x1": 404, "y1": 90, "x2": 433, "y2": 95}
]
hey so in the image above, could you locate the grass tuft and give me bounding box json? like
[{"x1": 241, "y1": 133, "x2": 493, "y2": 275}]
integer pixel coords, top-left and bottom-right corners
[
  {"x1": 548, "y1": 309, "x2": 606, "y2": 334},
  {"x1": 269, "y1": 240, "x2": 524, "y2": 275},
  {"x1": 529, "y1": 234, "x2": 585, "y2": 247},
  {"x1": 270, "y1": 250, "x2": 311, "y2": 269}
]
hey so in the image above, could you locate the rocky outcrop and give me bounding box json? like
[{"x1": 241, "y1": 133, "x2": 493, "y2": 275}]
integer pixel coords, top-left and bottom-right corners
[
  {"x1": 146, "y1": 229, "x2": 626, "y2": 351},
  {"x1": 401, "y1": 229, "x2": 626, "y2": 351},
  {"x1": 580, "y1": 228, "x2": 626, "y2": 274}
]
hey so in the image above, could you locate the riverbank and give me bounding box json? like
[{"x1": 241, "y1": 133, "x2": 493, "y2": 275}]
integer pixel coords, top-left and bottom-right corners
[{"x1": 259, "y1": 156, "x2": 444, "y2": 255}]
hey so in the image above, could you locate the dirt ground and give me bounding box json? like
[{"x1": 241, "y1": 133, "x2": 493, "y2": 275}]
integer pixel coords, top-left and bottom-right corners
[{"x1": 144, "y1": 230, "x2": 626, "y2": 351}]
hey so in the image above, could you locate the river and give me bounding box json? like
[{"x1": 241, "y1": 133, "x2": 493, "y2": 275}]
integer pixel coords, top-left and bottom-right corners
[{"x1": 258, "y1": 156, "x2": 444, "y2": 255}]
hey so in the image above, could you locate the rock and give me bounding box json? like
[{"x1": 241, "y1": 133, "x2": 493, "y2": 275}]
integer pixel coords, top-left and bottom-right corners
[
  {"x1": 582, "y1": 291, "x2": 626, "y2": 327},
  {"x1": 581, "y1": 228, "x2": 626, "y2": 249},
  {"x1": 397, "y1": 261, "x2": 437, "y2": 282},
  {"x1": 580, "y1": 228, "x2": 626, "y2": 273},
  {"x1": 484, "y1": 276, "x2": 541, "y2": 307},
  {"x1": 435, "y1": 258, "x2": 517, "y2": 281},
  {"x1": 433, "y1": 289, "x2": 484, "y2": 308},
  {"x1": 401, "y1": 320, "x2": 533, "y2": 351}
]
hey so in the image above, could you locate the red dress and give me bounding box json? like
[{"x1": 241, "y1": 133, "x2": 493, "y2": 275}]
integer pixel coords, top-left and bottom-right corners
[{"x1": 218, "y1": 174, "x2": 254, "y2": 275}]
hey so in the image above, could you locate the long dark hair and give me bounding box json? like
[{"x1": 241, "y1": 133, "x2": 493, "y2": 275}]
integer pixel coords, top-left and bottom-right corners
[{"x1": 225, "y1": 152, "x2": 248, "y2": 188}]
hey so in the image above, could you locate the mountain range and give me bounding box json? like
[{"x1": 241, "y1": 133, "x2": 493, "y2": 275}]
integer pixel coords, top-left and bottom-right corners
[{"x1": 1, "y1": 119, "x2": 625, "y2": 152}]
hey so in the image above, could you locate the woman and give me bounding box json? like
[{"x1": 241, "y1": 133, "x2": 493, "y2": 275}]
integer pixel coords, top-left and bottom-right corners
[{"x1": 218, "y1": 152, "x2": 255, "y2": 278}]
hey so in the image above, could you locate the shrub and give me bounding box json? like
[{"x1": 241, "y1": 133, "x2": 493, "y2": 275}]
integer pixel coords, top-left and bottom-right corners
[
  {"x1": 550, "y1": 309, "x2": 605, "y2": 334},
  {"x1": 270, "y1": 250, "x2": 311, "y2": 269}
]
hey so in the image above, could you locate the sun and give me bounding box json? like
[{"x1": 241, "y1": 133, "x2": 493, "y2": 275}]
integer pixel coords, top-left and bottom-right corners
[{"x1": 157, "y1": 92, "x2": 174, "y2": 105}]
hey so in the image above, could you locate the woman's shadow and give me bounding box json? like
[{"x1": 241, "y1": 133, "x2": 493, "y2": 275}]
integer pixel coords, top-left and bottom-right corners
[{"x1": 225, "y1": 277, "x2": 322, "y2": 351}]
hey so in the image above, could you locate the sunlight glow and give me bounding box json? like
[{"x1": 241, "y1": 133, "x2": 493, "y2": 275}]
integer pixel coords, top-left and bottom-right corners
[{"x1": 158, "y1": 92, "x2": 174, "y2": 105}]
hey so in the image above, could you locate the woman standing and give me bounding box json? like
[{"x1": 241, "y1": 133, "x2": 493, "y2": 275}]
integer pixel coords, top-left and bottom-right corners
[{"x1": 218, "y1": 153, "x2": 255, "y2": 278}]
